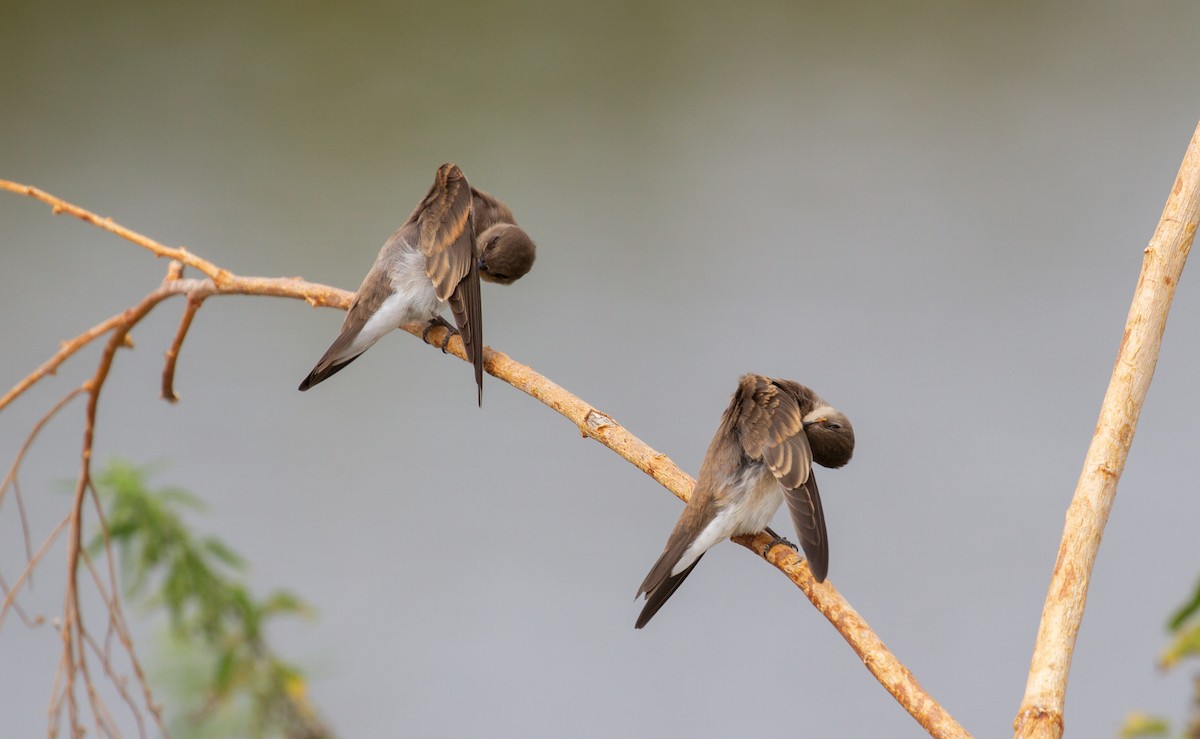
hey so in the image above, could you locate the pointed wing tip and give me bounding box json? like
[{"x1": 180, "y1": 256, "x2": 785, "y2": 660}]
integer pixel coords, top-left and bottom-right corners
[
  {"x1": 633, "y1": 555, "x2": 703, "y2": 630},
  {"x1": 634, "y1": 594, "x2": 656, "y2": 629},
  {"x1": 809, "y1": 560, "x2": 828, "y2": 583},
  {"x1": 297, "y1": 354, "x2": 360, "y2": 392},
  {"x1": 633, "y1": 589, "x2": 665, "y2": 630},
  {"x1": 800, "y1": 534, "x2": 829, "y2": 583}
]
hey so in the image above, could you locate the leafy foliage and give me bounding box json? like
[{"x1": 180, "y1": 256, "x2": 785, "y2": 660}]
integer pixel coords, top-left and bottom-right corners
[
  {"x1": 1163, "y1": 576, "x2": 1200, "y2": 670},
  {"x1": 90, "y1": 461, "x2": 334, "y2": 739},
  {"x1": 1119, "y1": 574, "x2": 1200, "y2": 739}
]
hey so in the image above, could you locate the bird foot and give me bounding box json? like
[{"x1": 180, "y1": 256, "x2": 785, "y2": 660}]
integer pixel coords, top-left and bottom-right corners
[
  {"x1": 761, "y1": 528, "x2": 798, "y2": 558},
  {"x1": 421, "y1": 316, "x2": 458, "y2": 353}
]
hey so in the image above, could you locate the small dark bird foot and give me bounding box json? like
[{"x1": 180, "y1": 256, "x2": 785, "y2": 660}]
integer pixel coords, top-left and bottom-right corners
[
  {"x1": 761, "y1": 528, "x2": 798, "y2": 558},
  {"x1": 421, "y1": 316, "x2": 458, "y2": 353}
]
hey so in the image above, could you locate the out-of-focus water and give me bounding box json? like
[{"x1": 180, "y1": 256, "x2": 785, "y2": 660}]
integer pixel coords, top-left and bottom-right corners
[{"x1": 3, "y1": 2, "x2": 1199, "y2": 736}]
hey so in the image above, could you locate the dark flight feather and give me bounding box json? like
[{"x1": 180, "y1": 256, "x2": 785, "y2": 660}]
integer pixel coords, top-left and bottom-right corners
[
  {"x1": 783, "y1": 473, "x2": 829, "y2": 582},
  {"x1": 635, "y1": 554, "x2": 704, "y2": 629},
  {"x1": 417, "y1": 164, "x2": 485, "y2": 405}
]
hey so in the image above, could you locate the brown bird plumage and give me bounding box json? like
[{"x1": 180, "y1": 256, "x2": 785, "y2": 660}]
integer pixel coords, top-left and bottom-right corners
[
  {"x1": 298, "y1": 163, "x2": 536, "y2": 402},
  {"x1": 635, "y1": 374, "x2": 855, "y2": 628}
]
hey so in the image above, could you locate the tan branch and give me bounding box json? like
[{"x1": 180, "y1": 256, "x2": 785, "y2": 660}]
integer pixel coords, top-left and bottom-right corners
[
  {"x1": 0, "y1": 180, "x2": 230, "y2": 285},
  {"x1": 3, "y1": 182, "x2": 968, "y2": 738},
  {"x1": 412, "y1": 330, "x2": 971, "y2": 739},
  {"x1": 79, "y1": 548, "x2": 148, "y2": 739},
  {"x1": 60, "y1": 290, "x2": 173, "y2": 738},
  {"x1": 0, "y1": 514, "x2": 69, "y2": 629},
  {"x1": 0, "y1": 312, "x2": 130, "y2": 413},
  {"x1": 0, "y1": 385, "x2": 87, "y2": 613},
  {"x1": 161, "y1": 294, "x2": 205, "y2": 403},
  {"x1": 1014, "y1": 122, "x2": 1200, "y2": 739}
]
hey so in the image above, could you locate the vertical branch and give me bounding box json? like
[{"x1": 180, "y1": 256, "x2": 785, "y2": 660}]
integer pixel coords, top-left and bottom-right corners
[
  {"x1": 55, "y1": 291, "x2": 173, "y2": 738},
  {"x1": 161, "y1": 293, "x2": 204, "y2": 402},
  {"x1": 1014, "y1": 122, "x2": 1200, "y2": 738}
]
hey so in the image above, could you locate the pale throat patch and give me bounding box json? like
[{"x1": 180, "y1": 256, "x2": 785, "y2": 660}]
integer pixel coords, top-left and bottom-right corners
[
  {"x1": 341, "y1": 249, "x2": 444, "y2": 361},
  {"x1": 803, "y1": 405, "x2": 836, "y2": 424}
]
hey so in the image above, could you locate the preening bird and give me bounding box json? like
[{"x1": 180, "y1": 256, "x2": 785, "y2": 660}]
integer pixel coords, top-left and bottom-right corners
[
  {"x1": 298, "y1": 163, "x2": 536, "y2": 404},
  {"x1": 635, "y1": 373, "x2": 855, "y2": 628}
]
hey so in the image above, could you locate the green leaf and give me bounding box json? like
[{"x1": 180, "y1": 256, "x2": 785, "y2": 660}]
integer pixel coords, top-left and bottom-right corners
[
  {"x1": 1159, "y1": 622, "x2": 1200, "y2": 670},
  {"x1": 261, "y1": 590, "x2": 313, "y2": 619},
  {"x1": 1118, "y1": 712, "x2": 1171, "y2": 738},
  {"x1": 88, "y1": 460, "x2": 332, "y2": 737},
  {"x1": 1167, "y1": 575, "x2": 1200, "y2": 632},
  {"x1": 213, "y1": 648, "x2": 237, "y2": 695},
  {"x1": 201, "y1": 537, "x2": 245, "y2": 570}
]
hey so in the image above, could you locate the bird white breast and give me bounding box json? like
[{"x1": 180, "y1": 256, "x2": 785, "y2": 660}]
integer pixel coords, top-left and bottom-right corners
[
  {"x1": 388, "y1": 247, "x2": 445, "y2": 318},
  {"x1": 671, "y1": 464, "x2": 783, "y2": 576},
  {"x1": 342, "y1": 248, "x2": 446, "y2": 359}
]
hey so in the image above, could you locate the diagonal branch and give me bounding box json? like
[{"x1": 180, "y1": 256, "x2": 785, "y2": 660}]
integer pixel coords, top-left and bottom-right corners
[
  {"x1": 2, "y1": 180, "x2": 969, "y2": 738},
  {"x1": 0, "y1": 312, "x2": 131, "y2": 413},
  {"x1": 419, "y1": 326, "x2": 970, "y2": 738},
  {"x1": 1013, "y1": 122, "x2": 1200, "y2": 739}
]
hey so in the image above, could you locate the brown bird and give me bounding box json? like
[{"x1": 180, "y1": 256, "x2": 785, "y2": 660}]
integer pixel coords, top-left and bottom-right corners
[
  {"x1": 635, "y1": 374, "x2": 855, "y2": 628},
  {"x1": 298, "y1": 163, "x2": 536, "y2": 403}
]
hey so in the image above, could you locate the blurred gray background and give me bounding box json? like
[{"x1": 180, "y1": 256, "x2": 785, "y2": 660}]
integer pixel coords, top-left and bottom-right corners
[{"x1": 3, "y1": 1, "x2": 1199, "y2": 736}]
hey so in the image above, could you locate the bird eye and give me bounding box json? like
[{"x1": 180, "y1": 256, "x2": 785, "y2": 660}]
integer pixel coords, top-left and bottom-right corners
[{"x1": 826, "y1": 422, "x2": 841, "y2": 430}]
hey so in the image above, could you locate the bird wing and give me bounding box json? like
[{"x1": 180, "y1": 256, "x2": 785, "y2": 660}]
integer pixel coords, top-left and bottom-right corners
[
  {"x1": 783, "y1": 473, "x2": 829, "y2": 581},
  {"x1": 635, "y1": 553, "x2": 704, "y2": 629},
  {"x1": 737, "y1": 376, "x2": 828, "y2": 581},
  {"x1": 298, "y1": 246, "x2": 399, "y2": 391},
  {"x1": 737, "y1": 376, "x2": 813, "y2": 488},
  {"x1": 416, "y1": 163, "x2": 485, "y2": 404}
]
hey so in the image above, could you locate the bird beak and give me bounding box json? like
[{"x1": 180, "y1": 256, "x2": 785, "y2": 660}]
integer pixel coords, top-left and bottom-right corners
[{"x1": 803, "y1": 417, "x2": 828, "y2": 429}]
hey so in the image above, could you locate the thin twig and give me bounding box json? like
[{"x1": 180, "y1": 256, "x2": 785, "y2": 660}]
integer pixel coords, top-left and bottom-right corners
[
  {"x1": 0, "y1": 570, "x2": 42, "y2": 628},
  {"x1": 51, "y1": 289, "x2": 176, "y2": 738},
  {"x1": 1013, "y1": 122, "x2": 1200, "y2": 739},
  {"x1": 0, "y1": 181, "x2": 229, "y2": 284},
  {"x1": 12, "y1": 475, "x2": 34, "y2": 583},
  {"x1": 0, "y1": 313, "x2": 128, "y2": 413},
  {"x1": 0, "y1": 515, "x2": 69, "y2": 629},
  {"x1": 79, "y1": 549, "x2": 147, "y2": 739},
  {"x1": 161, "y1": 294, "x2": 204, "y2": 402},
  {"x1": 1, "y1": 387, "x2": 84, "y2": 606},
  {"x1": 84, "y1": 474, "x2": 163, "y2": 731}
]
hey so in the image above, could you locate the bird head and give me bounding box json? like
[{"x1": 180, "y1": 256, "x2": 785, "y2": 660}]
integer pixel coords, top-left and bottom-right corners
[
  {"x1": 802, "y1": 407, "x2": 855, "y2": 469},
  {"x1": 477, "y1": 224, "x2": 537, "y2": 285}
]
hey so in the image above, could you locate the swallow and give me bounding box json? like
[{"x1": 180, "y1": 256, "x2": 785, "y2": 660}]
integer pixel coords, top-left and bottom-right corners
[
  {"x1": 298, "y1": 163, "x2": 536, "y2": 403},
  {"x1": 635, "y1": 373, "x2": 855, "y2": 628}
]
